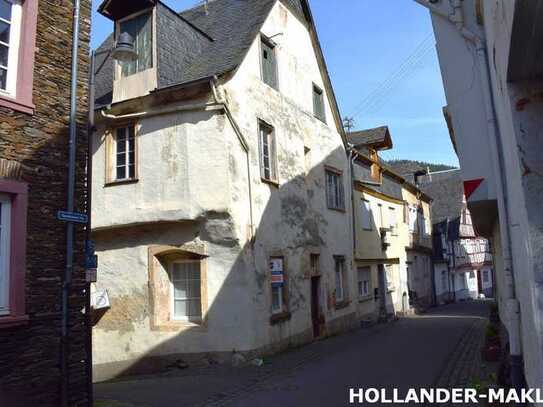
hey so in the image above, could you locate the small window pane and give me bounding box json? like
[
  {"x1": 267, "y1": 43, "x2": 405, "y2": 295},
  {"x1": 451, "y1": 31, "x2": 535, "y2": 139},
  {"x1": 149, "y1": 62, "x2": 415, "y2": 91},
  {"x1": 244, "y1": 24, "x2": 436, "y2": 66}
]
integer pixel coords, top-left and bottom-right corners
[
  {"x1": 0, "y1": 44, "x2": 8, "y2": 67},
  {"x1": 116, "y1": 166, "x2": 126, "y2": 180},
  {"x1": 272, "y1": 286, "x2": 281, "y2": 311},
  {"x1": 0, "y1": 67, "x2": 6, "y2": 90},
  {"x1": 0, "y1": 20, "x2": 10, "y2": 44},
  {"x1": 0, "y1": 0, "x2": 11, "y2": 22},
  {"x1": 174, "y1": 300, "x2": 187, "y2": 317},
  {"x1": 188, "y1": 299, "x2": 201, "y2": 317},
  {"x1": 120, "y1": 12, "x2": 153, "y2": 77},
  {"x1": 174, "y1": 282, "x2": 187, "y2": 299}
]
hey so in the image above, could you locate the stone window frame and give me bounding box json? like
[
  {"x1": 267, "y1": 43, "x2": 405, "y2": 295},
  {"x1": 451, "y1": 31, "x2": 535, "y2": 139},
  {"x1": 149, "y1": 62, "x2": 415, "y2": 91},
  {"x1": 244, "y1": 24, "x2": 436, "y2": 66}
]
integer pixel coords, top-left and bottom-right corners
[
  {"x1": 0, "y1": 0, "x2": 38, "y2": 114},
  {"x1": 148, "y1": 244, "x2": 208, "y2": 332},
  {"x1": 0, "y1": 178, "x2": 28, "y2": 328},
  {"x1": 104, "y1": 121, "x2": 140, "y2": 186}
]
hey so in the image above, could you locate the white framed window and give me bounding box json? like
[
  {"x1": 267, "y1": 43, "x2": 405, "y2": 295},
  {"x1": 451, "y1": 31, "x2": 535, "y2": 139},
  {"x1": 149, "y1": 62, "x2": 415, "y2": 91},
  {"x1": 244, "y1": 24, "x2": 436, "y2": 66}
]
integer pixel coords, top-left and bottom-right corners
[
  {"x1": 270, "y1": 257, "x2": 285, "y2": 314},
  {"x1": 389, "y1": 207, "x2": 397, "y2": 234},
  {"x1": 361, "y1": 199, "x2": 372, "y2": 230},
  {"x1": 114, "y1": 125, "x2": 136, "y2": 181},
  {"x1": 118, "y1": 10, "x2": 153, "y2": 78},
  {"x1": 373, "y1": 202, "x2": 383, "y2": 229},
  {"x1": 326, "y1": 169, "x2": 345, "y2": 210},
  {"x1": 260, "y1": 36, "x2": 278, "y2": 89},
  {"x1": 385, "y1": 264, "x2": 395, "y2": 291},
  {"x1": 0, "y1": 193, "x2": 11, "y2": 315},
  {"x1": 357, "y1": 266, "x2": 371, "y2": 298},
  {"x1": 0, "y1": 0, "x2": 22, "y2": 97},
  {"x1": 258, "y1": 121, "x2": 277, "y2": 183},
  {"x1": 408, "y1": 205, "x2": 417, "y2": 232},
  {"x1": 334, "y1": 256, "x2": 346, "y2": 302},
  {"x1": 170, "y1": 261, "x2": 202, "y2": 322}
]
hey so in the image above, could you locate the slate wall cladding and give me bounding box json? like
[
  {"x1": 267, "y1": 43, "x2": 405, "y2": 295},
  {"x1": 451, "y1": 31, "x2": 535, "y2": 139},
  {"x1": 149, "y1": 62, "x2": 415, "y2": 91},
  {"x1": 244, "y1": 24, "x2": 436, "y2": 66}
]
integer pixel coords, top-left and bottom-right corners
[{"x1": 0, "y1": 1, "x2": 91, "y2": 406}]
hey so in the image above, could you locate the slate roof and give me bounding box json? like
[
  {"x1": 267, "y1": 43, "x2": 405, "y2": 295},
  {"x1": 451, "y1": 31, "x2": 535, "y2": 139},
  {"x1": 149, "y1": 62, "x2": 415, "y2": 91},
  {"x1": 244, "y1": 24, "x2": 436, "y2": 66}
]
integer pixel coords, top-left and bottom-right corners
[
  {"x1": 347, "y1": 126, "x2": 392, "y2": 150},
  {"x1": 95, "y1": 0, "x2": 294, "y2": 108},
  {"x1": 418, "y1": 169, "x2": 464, "y2": 224}
]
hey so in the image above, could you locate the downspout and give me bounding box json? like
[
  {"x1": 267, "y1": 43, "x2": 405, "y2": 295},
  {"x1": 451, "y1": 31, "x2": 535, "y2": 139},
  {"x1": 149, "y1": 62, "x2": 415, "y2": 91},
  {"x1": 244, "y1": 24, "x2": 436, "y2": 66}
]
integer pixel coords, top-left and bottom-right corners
[
  {"x1": 349, "y1": 147, "x2": 359, "y2": 254},
  {"x1": 85, "y1": 50, "x2": 95, "y2": 407},
  {"x1": 415, "y1": 0, "x2": 523, "y2": 388},
  {"x1": 209, "y1": 77, "x2": 254, "y2": 241},
  {"x1": 61, "y1": 1, "x2": 81, "y2": 406}
]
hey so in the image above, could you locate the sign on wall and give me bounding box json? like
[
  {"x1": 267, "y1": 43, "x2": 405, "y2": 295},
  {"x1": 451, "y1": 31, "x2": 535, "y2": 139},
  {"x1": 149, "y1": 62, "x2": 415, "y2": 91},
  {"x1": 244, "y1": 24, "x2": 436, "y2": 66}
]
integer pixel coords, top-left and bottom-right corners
[{"x1": 270, "y1": 258, "x2": 284, "y2": 287}]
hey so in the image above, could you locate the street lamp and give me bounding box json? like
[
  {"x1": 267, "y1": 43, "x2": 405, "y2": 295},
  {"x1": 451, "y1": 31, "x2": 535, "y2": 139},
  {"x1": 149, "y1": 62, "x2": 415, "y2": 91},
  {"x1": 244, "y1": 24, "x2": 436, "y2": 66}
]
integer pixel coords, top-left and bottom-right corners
[{"x1": 84, "y1": 33, "x2": 137, "y2": 405}]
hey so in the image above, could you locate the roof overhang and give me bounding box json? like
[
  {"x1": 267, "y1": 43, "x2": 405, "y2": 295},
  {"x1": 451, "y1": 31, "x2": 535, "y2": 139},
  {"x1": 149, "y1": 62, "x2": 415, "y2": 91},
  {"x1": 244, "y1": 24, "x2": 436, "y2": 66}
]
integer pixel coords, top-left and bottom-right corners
[{"x1": 98, "y1": 0, "x2": 157, "y2": 21}]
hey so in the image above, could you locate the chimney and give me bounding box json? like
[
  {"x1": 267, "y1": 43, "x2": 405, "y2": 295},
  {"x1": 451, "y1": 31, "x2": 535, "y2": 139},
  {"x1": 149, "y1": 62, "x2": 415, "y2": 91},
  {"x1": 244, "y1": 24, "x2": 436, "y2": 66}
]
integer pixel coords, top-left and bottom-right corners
[{"x1": 204, "y1": 0, "x2": 209, "y2": 15}]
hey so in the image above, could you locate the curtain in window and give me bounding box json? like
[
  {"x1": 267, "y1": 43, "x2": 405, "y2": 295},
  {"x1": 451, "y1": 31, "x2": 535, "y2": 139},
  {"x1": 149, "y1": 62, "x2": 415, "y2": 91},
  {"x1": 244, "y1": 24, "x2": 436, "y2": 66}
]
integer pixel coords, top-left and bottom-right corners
[{"x1": 120, "y1": 12, "x2": 152, "y2": 77}]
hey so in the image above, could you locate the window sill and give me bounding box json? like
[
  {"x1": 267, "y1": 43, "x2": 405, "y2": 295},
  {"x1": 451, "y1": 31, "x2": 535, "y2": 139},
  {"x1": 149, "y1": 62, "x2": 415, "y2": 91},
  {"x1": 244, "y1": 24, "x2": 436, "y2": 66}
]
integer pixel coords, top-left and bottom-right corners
[
  {"x1": 313, "y1": 114, "x2": 327, "y2": 125},
  {"x1": 104, "y1": 178, "x2": 139, "y2": 187},
  {"x1": 151, "y1": 319, "x2": 206, "y2": 332},
  {"x1": 261, "y1": 178, "x2": 280, "y2": 188},
  {"x1": 358, "y1": 296, "x2": 373, "y2": 303},
  {"x1": 334, "y1": 300, "x2": 350, "y2": 310},
  {"x1": 0, "y1": 315, "x2": 29, "y2": 328},
  {"x1": 270, "y1": 311, "x2": 291, "y2": 325},
  {"x1": 328, "y1": 207, "x2": 346, "y2": 213},
  {"x1": 0, "y1": 94, "x2": 35, "y2": 115}
]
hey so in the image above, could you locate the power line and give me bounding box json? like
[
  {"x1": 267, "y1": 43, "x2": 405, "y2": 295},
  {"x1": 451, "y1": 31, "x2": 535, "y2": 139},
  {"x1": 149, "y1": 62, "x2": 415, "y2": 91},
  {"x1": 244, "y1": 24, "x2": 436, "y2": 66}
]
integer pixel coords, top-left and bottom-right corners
[{"x1": 349, "y1": 34, "x2": 435, "y2": 121}]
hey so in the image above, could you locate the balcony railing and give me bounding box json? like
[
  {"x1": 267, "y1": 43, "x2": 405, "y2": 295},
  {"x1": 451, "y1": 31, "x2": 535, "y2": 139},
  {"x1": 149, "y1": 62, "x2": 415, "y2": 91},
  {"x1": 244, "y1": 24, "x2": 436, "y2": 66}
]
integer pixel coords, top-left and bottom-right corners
[{"x1": 409, "y1": 232, "x2": 432, "y2": 249}]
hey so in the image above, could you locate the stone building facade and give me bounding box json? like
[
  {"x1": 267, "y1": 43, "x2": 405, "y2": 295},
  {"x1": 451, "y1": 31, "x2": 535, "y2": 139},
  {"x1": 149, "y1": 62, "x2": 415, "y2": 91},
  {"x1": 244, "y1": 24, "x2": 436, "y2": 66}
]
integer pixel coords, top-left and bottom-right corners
[
  {"x1": 91, "y1": 0, "x2": 356, "y2": 381},
  {"x1": 0, "y1": 0, "x2": 91, "y2": 405},
  {"x1": 348, "y1": 126, "x2": 433, "y2": 320}
]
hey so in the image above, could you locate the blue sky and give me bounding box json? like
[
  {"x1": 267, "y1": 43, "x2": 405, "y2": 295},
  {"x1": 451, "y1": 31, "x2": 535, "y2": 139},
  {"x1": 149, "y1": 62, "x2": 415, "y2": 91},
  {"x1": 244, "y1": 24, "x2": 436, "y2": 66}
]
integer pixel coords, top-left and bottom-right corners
[{"x1": 91, "y1": 0, "x2": 457, "y2": 167}]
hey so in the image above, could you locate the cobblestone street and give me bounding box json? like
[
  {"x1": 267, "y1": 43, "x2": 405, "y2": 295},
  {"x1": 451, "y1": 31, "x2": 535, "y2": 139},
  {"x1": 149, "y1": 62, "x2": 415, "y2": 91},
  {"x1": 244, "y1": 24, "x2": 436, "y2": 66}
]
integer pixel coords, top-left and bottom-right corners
[{"x1": 95, "y1": 301, "x2": 491, "y2": 406}]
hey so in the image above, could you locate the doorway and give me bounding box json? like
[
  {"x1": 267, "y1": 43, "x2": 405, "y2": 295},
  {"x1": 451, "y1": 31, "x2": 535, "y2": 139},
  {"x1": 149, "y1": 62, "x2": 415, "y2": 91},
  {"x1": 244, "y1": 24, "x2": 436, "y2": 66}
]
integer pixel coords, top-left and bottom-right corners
[{"x1": 310, "y1": 276, "x2": 321, "y2": 338}]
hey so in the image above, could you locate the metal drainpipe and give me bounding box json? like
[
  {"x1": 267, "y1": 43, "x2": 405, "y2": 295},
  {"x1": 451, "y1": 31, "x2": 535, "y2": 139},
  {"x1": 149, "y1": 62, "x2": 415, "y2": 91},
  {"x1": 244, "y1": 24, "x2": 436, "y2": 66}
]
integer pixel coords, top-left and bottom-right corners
[
  {"x1": 61, "y1": 0, "x2": 81, "y2": 405},
  {"x1": 85, "y1": 50, "x2": 96, "y2": 407},
  {"x1": 349, "y1": 147, "x2": 359, "y2": 254}
]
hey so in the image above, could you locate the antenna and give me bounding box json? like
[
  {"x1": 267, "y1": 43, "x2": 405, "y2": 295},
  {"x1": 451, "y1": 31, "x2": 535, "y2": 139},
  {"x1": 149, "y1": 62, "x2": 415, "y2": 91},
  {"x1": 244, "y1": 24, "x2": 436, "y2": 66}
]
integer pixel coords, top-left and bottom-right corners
[{"x1": 343, "y1": 116, "x2": 355, "y2": 133}]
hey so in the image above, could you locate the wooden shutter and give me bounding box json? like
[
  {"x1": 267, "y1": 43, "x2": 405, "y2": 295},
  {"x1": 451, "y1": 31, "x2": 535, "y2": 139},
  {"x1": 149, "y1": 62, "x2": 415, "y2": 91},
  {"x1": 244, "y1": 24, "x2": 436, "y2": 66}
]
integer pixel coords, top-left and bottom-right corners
[{"x1": 261, "y1": 40, "x2": 277, "y2": 89}]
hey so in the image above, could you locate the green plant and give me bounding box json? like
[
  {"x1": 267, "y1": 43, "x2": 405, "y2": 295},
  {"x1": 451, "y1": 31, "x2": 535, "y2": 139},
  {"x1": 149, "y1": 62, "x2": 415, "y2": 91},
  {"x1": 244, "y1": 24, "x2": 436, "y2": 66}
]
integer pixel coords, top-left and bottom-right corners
[{"x1": 486, "y1": 324, "x2": 499, "y2": 339}]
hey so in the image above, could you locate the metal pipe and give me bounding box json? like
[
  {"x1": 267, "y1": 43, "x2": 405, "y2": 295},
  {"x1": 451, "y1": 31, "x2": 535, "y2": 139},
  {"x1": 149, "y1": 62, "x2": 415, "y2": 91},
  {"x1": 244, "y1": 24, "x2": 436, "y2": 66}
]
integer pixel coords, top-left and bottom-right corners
[
  {"x1": 100, "y1": 102, "x2": 223, "y2": 121},
  {"x1": 61, "y1": 0, "x2": 81, "y2": 405},
  {"x1": 85, "y1": 49, "x2": 96, "y2": 407},
  {"x1": 349, "y1": 147, "x2": 359, "y2": 254}
]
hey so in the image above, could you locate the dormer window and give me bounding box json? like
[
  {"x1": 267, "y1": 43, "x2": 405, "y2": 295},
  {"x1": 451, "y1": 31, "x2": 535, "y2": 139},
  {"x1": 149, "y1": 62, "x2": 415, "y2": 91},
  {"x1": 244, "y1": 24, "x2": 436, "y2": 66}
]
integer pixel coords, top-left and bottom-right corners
[{"x1": 118, "y1": 11, "x2": 152, "y2": 78}]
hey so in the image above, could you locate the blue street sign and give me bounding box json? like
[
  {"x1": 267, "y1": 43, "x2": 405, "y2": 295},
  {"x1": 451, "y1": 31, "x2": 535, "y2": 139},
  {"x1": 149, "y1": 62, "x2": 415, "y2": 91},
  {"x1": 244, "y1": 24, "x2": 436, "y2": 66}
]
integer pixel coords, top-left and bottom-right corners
[{"x1": 57, "y1": 211, "x2": 88, "y2": 224}]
